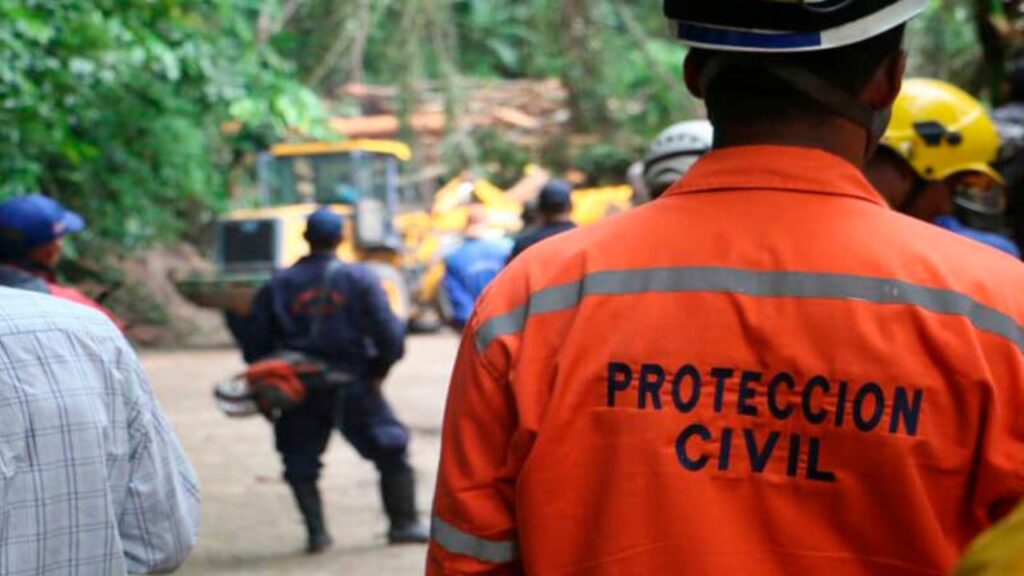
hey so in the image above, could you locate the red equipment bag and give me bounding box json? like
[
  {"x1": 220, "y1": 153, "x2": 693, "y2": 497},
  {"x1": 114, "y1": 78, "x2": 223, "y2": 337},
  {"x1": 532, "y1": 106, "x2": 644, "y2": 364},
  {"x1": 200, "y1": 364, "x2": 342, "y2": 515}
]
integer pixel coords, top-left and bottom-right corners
[{"x1": 245, "y1": 354, "x2": 326, "y2": 417}]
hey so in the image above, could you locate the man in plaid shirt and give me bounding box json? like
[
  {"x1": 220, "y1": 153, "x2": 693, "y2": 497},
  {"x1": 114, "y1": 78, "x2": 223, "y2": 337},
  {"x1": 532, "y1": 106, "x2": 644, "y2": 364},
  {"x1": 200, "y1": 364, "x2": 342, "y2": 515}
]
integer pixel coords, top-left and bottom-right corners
[{"x1": 0, "y1": 286, "x2": 200, "y2": 574}]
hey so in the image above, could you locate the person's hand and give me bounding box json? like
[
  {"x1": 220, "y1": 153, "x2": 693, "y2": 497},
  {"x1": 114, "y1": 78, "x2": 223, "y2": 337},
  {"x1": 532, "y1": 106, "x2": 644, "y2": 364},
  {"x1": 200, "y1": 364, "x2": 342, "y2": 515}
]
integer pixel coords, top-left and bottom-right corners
[
  {"x1": 508, "y1": 165, "x2": 553, "y2": 202},
  {"x1": 525, "y1": 164, "x2": 552, "y2": 181}
]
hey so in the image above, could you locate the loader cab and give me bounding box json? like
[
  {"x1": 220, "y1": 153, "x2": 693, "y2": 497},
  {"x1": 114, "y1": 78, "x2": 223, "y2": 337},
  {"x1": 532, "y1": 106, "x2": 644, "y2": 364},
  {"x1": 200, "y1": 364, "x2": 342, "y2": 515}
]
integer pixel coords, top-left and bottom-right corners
[{"x1": 257, "y1": 140, "x2": 412, "y2": 255}]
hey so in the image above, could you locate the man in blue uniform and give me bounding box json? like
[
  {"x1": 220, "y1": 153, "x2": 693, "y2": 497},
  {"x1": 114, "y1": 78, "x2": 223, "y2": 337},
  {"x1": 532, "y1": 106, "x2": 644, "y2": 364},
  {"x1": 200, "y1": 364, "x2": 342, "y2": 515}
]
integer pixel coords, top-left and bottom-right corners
[
  {"x1": 442, "y1": 204, "x2": 511, "y2": 329},
  {"x1": 508, "y1": 180, "x2": 576, "y2": 261},
  {"x1": 244, "y1": 208, "x2": 428, "y2": 553}
]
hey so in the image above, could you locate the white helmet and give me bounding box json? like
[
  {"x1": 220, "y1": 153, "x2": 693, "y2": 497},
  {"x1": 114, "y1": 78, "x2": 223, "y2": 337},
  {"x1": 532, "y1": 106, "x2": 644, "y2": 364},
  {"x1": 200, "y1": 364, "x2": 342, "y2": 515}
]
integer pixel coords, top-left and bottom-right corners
[
  {"x1": 667, "y1": 0, "x2": 927, "y2": 155},
  {"x1": 667, "y1": 0, "x2": 928, "y2": 54},
  {"x1": 643, "y1": 120, "x2": 714, "y2": 199}
]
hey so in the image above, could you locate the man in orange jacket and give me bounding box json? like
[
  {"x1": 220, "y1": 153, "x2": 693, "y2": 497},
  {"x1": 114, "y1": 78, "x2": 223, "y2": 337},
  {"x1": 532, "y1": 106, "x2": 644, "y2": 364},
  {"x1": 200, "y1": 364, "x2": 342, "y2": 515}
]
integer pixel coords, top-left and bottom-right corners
[{"x1": 428, "y1": 1, "x2": 1024, "y2": 575}]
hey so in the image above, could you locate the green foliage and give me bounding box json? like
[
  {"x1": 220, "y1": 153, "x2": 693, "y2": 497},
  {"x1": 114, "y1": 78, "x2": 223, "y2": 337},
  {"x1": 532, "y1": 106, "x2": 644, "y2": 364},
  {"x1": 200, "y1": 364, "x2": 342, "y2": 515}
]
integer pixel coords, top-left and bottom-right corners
[
  {"x1": 465, "y1": 127, "x2": 533, "y2": 188},
  {"x1": 452, "y1": 0, "x2": 536, "y2": 77},
  {"x1": 906, "y1": 0, "x2": 984, "y2": 94},
  {"x1": 284, "y1": 1, "x2": 693, "y2": 142},
  {"x1": 106, "y1": 281, "x2": 171, "y2": 326},
  {"x1": 0, "y1": 0, "x2": 323, "y2": 248},
  {"x1": 573, "y1": 143, "x2": 641, "y2": 186},
  {"x1": 445, "y1": 1, "x2": 694, "y2": 137},
  {"x1": 0, "y1": 0, "x2": 996, "y2": 254},
  {"x1": 303, "y1": 0, "x2": 985, "y2": 182}
]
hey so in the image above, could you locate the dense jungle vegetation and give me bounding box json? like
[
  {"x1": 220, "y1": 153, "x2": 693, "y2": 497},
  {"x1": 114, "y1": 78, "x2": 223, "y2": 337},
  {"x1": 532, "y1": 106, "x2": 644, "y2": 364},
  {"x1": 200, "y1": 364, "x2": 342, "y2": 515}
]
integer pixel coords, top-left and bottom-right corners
[{"x1": 0, "y1": 0, "x2": 987, "y2": 249}]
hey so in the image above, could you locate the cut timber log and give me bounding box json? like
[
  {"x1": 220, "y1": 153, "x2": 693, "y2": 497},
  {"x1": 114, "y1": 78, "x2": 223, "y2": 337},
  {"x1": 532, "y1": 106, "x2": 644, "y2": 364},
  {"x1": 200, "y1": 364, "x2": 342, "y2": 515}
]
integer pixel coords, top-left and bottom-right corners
[{"x1": 329, "y1": 111, "x2": 448, "y2": 138}]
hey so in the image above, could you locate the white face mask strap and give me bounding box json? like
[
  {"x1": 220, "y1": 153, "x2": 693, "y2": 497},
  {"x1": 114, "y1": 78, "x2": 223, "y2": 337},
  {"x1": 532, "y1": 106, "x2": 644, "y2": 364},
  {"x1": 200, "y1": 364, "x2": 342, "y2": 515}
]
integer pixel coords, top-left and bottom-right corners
[{"x1": 761, "y1": 62, "x2": 875, "y2": 128}]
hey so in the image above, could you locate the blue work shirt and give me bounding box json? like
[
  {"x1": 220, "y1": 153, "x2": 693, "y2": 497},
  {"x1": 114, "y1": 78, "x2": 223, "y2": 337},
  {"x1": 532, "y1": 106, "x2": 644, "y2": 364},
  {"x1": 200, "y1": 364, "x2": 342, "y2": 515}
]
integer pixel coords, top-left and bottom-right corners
[
  {"x1": 934, "y1": 215, "x2": 1022, "y2": 258},
  {"x1": 244, "y1": 253, "x2": 405, "y2": 380},
  {"x1": 509, "y1": 221, "x2": 577, "y2": 262},
  {"x1": 444, "y1": 237, "x2": 512, "y2": 326}
]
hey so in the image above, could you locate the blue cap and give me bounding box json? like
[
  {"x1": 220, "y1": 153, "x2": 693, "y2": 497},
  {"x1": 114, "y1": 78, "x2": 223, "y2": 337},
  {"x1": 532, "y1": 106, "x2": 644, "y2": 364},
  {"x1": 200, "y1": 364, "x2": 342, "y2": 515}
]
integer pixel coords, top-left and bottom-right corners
[
  {"x1": 0, "y1": 194, "x2": 85, "y2": 256},
  {"x1": 306, "y1": 208, "x2": 344, "y2": 243},
  {"x1": 539, "y1": 180, "x2": 573, "y2": 212}
]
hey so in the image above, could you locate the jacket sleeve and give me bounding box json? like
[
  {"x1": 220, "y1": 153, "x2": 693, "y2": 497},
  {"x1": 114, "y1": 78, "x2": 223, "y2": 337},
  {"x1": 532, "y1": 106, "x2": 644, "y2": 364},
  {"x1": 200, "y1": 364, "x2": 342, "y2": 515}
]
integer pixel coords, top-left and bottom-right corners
[
  {"x1": 358, "y1": 267, "x2": 406, "y2": 379},
  {"x1": 428, "y1": 322, "x2": 522, "y2": 575},
  {"x1": 242, "y1": 284, "x2": 276, "y2": 364},
  {"x1": 118, "y1": 351, "x2": 201, "y2": 574}
]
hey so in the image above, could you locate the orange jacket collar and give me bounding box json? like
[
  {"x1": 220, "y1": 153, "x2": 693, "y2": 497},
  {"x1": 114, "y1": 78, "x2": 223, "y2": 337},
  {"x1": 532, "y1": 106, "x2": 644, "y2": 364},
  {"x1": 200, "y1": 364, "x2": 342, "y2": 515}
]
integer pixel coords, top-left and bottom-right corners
[{"x1": 665, "y1": 145, "x2": 888, "y2": 208}]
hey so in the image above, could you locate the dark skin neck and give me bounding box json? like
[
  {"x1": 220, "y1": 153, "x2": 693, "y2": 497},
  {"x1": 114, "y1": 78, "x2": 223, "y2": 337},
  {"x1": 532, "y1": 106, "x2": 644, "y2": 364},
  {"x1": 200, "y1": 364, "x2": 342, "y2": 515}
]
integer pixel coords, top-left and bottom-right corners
[
  {"x1": 308, "y1": 246, "x2": 340, "y2": 257},
  {"x1": 0, "y1": 258, "x2": 53, "y2": 280},
  {"x1": 864, "y1": 149, "x2": 953, "y2": 219},
  {"x1": 683, "y1": 49, "x2": 906, "y2": 170},
  {"x1": 543, "y1": 212, "x2": 574, "y2": 226},
  {"x1": 713, "y1": 115, "x2": 870, "y2": 167},
  {"x1": 0, "y1": 240, "x2": 60, "y2": 277}
]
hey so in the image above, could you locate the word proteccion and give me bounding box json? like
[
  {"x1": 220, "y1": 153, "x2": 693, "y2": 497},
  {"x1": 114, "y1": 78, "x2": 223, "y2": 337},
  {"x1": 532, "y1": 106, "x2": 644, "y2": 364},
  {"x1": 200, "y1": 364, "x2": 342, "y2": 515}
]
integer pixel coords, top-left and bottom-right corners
[{"x1": 606, "y1": 362, "x2": 926, "y2": 483}]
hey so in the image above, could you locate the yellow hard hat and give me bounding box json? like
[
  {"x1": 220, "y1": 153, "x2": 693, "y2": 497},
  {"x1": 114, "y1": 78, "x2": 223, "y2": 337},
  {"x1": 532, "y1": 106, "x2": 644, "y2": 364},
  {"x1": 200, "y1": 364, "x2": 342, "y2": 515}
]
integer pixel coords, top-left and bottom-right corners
[
  {"x1": 881, "y1": 78, "x2": 1003, "y2": 185},
  {"x1": 954, "y1": 503, "x2": 1024, "y2": 576}
]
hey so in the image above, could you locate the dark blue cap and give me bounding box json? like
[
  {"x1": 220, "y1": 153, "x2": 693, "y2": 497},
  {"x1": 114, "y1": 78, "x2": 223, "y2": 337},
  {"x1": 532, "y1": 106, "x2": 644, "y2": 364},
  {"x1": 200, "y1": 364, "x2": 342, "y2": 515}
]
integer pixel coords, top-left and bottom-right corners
[
  {"x1": 0, "y1": 194, "x2": 85, "y2": 256},
  {"x1": 306, "y1": 208, "x2": 344, "y2": 243},
  {"x1": 539, "y1": 180, "x2": 573, "y2": 212}
]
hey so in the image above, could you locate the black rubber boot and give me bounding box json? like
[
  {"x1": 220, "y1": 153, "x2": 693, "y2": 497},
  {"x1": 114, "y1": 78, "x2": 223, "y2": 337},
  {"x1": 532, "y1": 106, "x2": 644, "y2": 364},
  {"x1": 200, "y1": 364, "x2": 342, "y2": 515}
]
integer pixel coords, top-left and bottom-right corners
[
  {"x1": 289, "y1": 481, "x2": 334, "y2": 554},
  {"x1": 380, "y1": 466, "x2": 429, "y2": 544}
]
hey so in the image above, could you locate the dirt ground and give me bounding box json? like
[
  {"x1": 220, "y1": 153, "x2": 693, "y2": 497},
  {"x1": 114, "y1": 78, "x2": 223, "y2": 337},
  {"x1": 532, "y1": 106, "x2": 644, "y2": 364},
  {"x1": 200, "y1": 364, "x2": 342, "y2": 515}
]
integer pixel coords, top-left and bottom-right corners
[{"x1": 142, "y1": 333, "x2": 460, "y2": 575}]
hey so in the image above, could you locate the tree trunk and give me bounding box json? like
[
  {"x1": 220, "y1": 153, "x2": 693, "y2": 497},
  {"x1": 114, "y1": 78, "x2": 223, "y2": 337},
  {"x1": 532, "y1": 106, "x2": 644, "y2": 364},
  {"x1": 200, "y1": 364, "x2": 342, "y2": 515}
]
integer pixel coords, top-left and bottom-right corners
[
  {"x1": 347, "y1": 0, "x2": 372, "y2": 85},
  {"x1": 561, "y1": 0, "x2": 611, "y2": 132},
  {"x1": 257, "y1": 0, "x2": 305, "y2": 44}
]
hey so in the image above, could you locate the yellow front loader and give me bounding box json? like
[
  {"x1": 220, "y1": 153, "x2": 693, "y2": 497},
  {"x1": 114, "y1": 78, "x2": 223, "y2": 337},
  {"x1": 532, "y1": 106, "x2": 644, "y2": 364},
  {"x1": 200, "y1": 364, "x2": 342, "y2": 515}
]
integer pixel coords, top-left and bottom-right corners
[{"x1": 175, "y1": 139, "x2": 444, "y2": 343}]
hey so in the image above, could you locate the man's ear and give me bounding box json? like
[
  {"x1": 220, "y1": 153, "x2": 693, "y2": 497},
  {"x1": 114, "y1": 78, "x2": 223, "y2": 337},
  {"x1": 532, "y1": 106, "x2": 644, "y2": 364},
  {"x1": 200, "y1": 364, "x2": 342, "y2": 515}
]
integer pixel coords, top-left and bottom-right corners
[
  {"x1": 684, "y1": 51, "x2": 705, "y2": 99},
  {"x1": 864, "y1": 50, "x2": 907, "y2": 109}
]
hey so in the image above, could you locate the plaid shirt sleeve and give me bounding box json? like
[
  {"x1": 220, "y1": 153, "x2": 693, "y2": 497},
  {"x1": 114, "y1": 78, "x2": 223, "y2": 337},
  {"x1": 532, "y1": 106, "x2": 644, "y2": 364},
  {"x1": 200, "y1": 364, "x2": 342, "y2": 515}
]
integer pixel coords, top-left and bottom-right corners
[
  {"x1": 0, "y1": 287, "x2": 200, "y2": 575},
  {"x1": 118, "y1": 358, "x2": 201, "y2": 574}
]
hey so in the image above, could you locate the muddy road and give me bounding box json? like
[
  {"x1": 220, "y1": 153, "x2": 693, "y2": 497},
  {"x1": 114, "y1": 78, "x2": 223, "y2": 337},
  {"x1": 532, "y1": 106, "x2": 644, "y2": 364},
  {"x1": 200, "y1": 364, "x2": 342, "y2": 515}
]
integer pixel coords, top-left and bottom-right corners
[{"x1": 143, "y1": 334, "x2": 460, "y2": 575}]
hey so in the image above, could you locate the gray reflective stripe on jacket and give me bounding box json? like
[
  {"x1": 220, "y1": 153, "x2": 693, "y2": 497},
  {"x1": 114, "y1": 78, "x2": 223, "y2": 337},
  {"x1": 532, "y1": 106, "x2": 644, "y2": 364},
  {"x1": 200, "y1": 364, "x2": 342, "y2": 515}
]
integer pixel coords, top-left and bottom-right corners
[
  {"x1": 431, "y1": 515, "x2": 519, "y2": 564},
  {"x1": 476, "y1": 266, "x2": 1024, "y2": 354}
]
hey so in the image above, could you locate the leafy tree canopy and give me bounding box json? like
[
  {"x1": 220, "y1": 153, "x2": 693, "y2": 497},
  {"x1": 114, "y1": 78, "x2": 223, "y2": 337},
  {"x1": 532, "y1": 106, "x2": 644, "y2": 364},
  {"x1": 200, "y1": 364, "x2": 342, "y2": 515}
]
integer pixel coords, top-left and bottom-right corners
[
  {"x1": 0, "y1": 0, "x2": 992, "y2": 250},
  {"x1": 0, "y1": 0, "x2": 322, "y2": 247}
]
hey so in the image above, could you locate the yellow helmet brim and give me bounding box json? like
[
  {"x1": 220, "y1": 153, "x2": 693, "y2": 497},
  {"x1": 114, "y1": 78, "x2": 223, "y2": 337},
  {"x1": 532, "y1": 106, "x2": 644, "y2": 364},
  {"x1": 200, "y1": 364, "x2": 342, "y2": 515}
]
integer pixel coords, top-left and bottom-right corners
[{"x1": 944, "y1": 164, "x2": 1006, "y2": 187}]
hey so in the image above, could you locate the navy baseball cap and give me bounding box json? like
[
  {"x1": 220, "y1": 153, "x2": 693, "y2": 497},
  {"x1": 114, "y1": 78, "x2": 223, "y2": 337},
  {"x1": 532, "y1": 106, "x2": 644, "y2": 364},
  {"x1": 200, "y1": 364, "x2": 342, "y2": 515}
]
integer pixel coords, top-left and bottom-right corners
[
  {"x1": 305, "y1": 208, "x2": 345, "y2": 242},
  {"x1": 539, "y1": 180, "x2": 573, "y2": 212},
  {"x1": 0, "y1": 194, "x2": 85, "y2": 255}
]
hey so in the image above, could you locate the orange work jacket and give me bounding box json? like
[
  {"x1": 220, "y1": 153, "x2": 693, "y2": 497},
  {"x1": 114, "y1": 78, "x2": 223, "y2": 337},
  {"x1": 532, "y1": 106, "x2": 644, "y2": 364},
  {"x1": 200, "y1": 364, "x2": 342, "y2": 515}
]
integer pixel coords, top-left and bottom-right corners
[{"x1": 428, "y1": 146, "x2": 1024, "y2": 575}]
